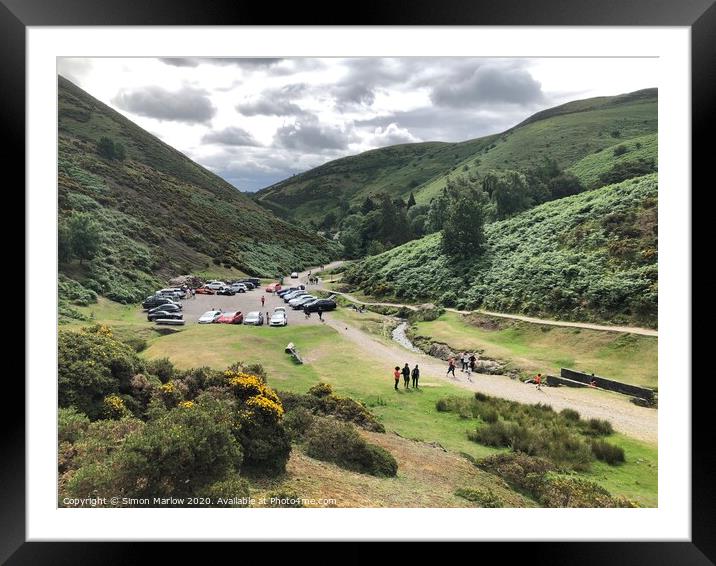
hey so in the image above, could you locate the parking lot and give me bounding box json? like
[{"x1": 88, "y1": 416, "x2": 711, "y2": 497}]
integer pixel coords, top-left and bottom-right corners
[{"x1": 174, "y1": 286, "x2": 327, "y2": 326}]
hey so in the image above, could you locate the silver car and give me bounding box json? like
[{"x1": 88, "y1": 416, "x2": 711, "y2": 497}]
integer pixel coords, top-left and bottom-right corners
[
  {"x1": 198, "y1": 310, "x2": 222, "y2": 324},
  {"x1": 289, "y1": 295, "x2": 316, "y2": 308},
  {"x1": 269, "y1": 309, "x2": 288, "y2": 326},
  {"x1": 243, "y1": 311, "x2": 265, "y2": 326}
]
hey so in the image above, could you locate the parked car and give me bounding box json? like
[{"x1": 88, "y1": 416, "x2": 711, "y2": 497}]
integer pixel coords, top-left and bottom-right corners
[
  {"x1": 147, "y1": 310, "x2": 184, "y2": 322},
  {"x1": 243, "y1": 311, "x2": 265, "y2": 326},
  {"x1": 245, "y1": 278, "x2": 261, "y2": 287},
  {"x1": 265, "y1": 283, "x2": 282, "y2": 293},
  {"x1": 157, "y1": 287, "x2": 186, "y2": 299},
  {"x1": 270, "y1": 309, "x2": 288, "y2": 326},
  {"x1": 148, "y1": 303, "x2": 182, "y2": 314},
  {"x1": 289, "y1": 295, "x2": 316, "y2": 308},
  {"x1": 142, "y1": 296, "x2": 177, "y2": 310},
  {"x1": 198, "y1": 310, "x2": 222, "y2": 323},
  {"x1": 216, "y1": 286, "x2": 236, "y2": 296},
  {"x1": 230, "y1": 283, "x2": 248, "y2": 293},
  {"x1": 205, "y1": 281, "x2": 226, "y2": 290},
  {"x1": 277, "y1": 287, "x2": 299, "y2": 298},
  {"x1": 290, "y1": 272, "x2": 299, "y2": 278},
  {"x1": 195, "y1": 286, "x2": 215, "y2": 295},
  {"x1": 216, "y1": 311, "x2": 244, "y2": 324},
  {"x1": 303, "y1": 299, "x2": 337, "y2": 313},
  {"x1": 283, "y1": 290, "x2": 306, "y2": 302}
]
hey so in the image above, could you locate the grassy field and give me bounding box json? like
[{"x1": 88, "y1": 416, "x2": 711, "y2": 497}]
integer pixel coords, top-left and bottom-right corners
[
  {"x1": 413, "y1": 312, "x2": 658, "y2": 388},
  {"x1": 66, "y1": 299, "x2": 658, "y2": 506}
]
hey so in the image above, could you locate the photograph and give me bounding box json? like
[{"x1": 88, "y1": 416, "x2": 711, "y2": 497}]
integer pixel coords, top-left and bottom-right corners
[{"x1": 56, "y1": 55, "x2": 660, "y2": 510}]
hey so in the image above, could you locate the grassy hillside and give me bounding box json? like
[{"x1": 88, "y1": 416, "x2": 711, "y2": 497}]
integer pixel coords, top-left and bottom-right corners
[
  {"x1": 58, "y1": 76, "x2": 340, "y2": 306},
  {"x1": 255, "y1": 89, "x2": 657, "y2": 224},
  {"x1": 343, "y1": 174, "x2": 658, "y2": 327}
]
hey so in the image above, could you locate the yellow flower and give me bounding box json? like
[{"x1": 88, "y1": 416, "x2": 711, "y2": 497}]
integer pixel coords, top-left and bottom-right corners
[{"x1": 178, "y1": 400, "x2": 194, "y2": 409}]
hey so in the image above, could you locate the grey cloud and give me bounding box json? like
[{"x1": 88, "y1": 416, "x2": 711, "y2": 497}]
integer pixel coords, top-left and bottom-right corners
[
  {"x1": 202, "y1": 126, "x2": 261, "y2": 147},
  {"x1": 431, "y1": 65, "x2": 544, "y2": 108},
  {"x1": 274, "y1": 118, "x2": 357, "y2": 151},
  {"x1": 237, "y1": 99, "x2": 305, "y2": 117},
  {"x1": 113, "y1": 85, "x2": 216, "y2": 124},
  {"x1": 158, "y1": 57, "x2": 283, "y2": 68}
]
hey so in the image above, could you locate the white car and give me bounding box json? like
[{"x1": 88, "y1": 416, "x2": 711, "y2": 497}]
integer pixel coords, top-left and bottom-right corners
[
  {"x1": 289, "y1": 295, "x2": 316, "y2": 308},
  {"x1": 290, "y1": 272, "x2": 299, "y2": 278},
  {"x1": 269, "y1": 309, "x2": 288, "y2": 326},
  {"x1": 230, "y1": 283, "x2": 248, "y2": 293},
  {"x1": 198, "y1": 310, "x2": 222, "y2": 324},
  {"x1": 205, "y1": 281, "x2": 226, "y2": 291}
]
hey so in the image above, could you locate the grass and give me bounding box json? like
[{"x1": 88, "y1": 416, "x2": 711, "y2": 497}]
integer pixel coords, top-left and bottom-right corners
[
  {"x1": 413, "y1": 312, "x2": 657, "y2": 388},
  {"x1": 69, "y1": 298, "x2": 658, "y2": 506}
]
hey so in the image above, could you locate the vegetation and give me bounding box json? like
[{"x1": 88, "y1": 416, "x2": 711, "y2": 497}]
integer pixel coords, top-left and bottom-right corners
[
  {"x1": 58, "y1": 76, "x2": 339, "y2": 310},
  {"x1": 344, "y1": 174, "x2": 658, "y2": 327},
  {"x1": 58, "y1": 325, "x2": 295, "y2": 505}
]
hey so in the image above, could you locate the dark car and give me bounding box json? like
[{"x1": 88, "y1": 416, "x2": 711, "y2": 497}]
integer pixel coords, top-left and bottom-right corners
[
  {"x1": 216, "y1": 287, "x2": 236, "y2": 296},
  {"x1": 142, "y1": 296, "x2": 176, "y2": 310},
  {"x1": 147, "y1": 310, "x2": 184, "y2": 322},
  {"x1": 303, "y1": 299, "x2": 337, "y2": 313},
  {"x1": 235, "y1": 279, "x2": 257, "y2": 289},
  {"x1": 148, "y1": 303, "x2": 182, "y2": 314},
  {"x1": 277, "y1": 287, "x2": 300, "y2": 298}
]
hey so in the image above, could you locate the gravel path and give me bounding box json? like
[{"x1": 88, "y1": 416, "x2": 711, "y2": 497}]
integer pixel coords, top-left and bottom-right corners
[{"x1": 296, "y1": 264, "x2": 658, "y2": 444}]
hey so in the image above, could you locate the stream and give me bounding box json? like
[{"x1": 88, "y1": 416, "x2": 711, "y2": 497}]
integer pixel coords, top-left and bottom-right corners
[{"x1": 391, "y1": 320, "x2": 422, "y2": 353}]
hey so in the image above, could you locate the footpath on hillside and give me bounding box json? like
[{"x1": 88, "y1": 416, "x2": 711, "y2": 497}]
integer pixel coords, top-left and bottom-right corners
[{"x1": 298, "y1": 264, "x2": 658, "y2": 444}]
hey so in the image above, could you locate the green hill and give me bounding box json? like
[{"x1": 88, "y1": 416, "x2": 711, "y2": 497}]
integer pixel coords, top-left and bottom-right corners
[
  {"x1": 58, "y1": 76, "x2": 340, "y2": 307},
  {"x1": 343, "y1": 174, "x2": 658, "y2": 327},
  {"x1": 255, "y1": 89, "x2": 657, "y2": 224}
]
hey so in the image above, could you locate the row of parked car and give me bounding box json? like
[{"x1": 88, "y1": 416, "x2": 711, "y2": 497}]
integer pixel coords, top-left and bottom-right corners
[
  {"x1": 198, "y1": 306, "x2": 288, "y2": 327},
  {"x1": 196, "y1": 278, "x2": 261, "y2": 296},
  {"x1": 277, "y1": 286, "x2": 337, "y2": 313}
]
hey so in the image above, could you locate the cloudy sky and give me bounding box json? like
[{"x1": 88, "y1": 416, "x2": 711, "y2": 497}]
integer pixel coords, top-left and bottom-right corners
[{"x1": 58, "y1": 57, "x2": 657, "y2": 191}]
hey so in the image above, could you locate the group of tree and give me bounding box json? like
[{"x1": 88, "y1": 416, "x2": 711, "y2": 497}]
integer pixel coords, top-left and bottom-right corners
[
  {"x1": 97, "y1": 136, "x2": 127, "y2": 161},
  {"x1": 337, "y1": 192, "x2": 427, "y2": 259},
  {"x1": 58, "y1": 212, "x2": 103, "y2": 264}
]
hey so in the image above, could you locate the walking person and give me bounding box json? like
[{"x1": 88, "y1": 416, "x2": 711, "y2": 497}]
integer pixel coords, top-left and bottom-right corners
[
  {"x1": 402, "y1": 363, "x2": 411, "y2": 389},
  {"x1": 459, "y1": 352, "x2": 465, "y2": 372},
  {"x1": 465, "y1": 364, "x2": 473, "y2": 382},
  {"x1": 535, "y1": 373, "x2": 543, "y2": 391},
  {"x1": 393, "y1": 366, "x2": 401, "y2": 390},
  {"x1": 411, "y1": 364, "x2": 420, "y2": 388},
  {"x1": 318, "y1": 308, "x2": 323, "y2": 322},
  {"x1": 469, "y1": 353, "x2": 477, "y2": 373},
  {"x1": 261, "y1": 295, "x2": 265, "y2": 308},
  {"x1": 447, "y1": 358, "x2": 457, "y2": 379}
]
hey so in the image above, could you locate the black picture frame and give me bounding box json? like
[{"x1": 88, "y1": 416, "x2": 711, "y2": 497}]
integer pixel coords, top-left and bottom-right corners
[{"x1": 8, "y1": 0, "x2": 710, "y2": 561}]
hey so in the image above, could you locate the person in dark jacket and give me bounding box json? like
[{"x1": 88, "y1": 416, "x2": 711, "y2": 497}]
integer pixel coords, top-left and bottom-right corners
[
  {"x1": 411, "y1": 364, "x2": 420, "y2": 388},
  {"x1": 402, "y1": 363, "x2": 411, "y2": 388}
]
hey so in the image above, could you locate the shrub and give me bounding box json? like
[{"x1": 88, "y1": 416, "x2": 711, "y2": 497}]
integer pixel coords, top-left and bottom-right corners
[
  {"x1": 560, "y1": 408, "x2": 581, "y2": 422},
  {"x1": 146, "y1": 357, "x2": 175, "y2": 383},
  {"x1": 201, "y1": 477, "x2": 251, "y2": 507},
  {"x1": 537, "y1": 474, "x2": 635, "y2": 508},
  {"x1": 304, "y1": 418, "x2": 398, "y2": 477},
  {"x1": 103, "y1": 398, "x2": 242, "y2": 499},
  {"x1": 590, "y1": 440, "x2": 626, "y2": 465},
  {"x1": 454, "y1": 487, "x2": 504, "y2": 507},
  {"x1": 58, "y1": 407, "x2": 90, "y2": 443},
  {"x1": 476, "y1": 452, "x2": 557, "y2": 495},
  {"x1": 469, "y1": 421, "x2": 521, "y2": 448},
  {"x1": 283, "y1": 407, "x2": 316, "y2": 441},
  {"x1": 581, "y1": 418, "x2": 614, "y2": 437},
  {"x1": 308, "y1": 382, "x2": 333, "y2": 398},
  {"x1": 613, "y1": 145, "x2": 628, "y2": 157},
  {"x1": 58, "y1": 327, "x2": 145, "y2": 420}
]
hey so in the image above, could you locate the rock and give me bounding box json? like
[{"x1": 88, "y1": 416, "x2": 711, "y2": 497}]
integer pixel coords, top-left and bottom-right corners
[{"x1": 428, "y1": 343, "x2": 457, "y2": 360}]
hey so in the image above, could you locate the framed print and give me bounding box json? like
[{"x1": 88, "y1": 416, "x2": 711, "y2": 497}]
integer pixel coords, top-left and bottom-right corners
[{"x1": 8, "y1": 0, "x2": 711, "y2": 561}]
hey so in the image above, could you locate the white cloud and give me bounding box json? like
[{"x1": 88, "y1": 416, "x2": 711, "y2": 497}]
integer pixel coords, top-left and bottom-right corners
[{"x1": 58, "y1": 57, "x2": 659, "y2": 191}]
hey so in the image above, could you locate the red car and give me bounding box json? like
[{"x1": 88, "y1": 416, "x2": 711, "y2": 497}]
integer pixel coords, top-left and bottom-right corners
[
  {"x1": 265, "y1": 283, "x2": 282, "y2": 292},
  {"x1": 195, "y1": 286, "x2": 215, "y2": 295},
  {"x1": 215, "y1": 311, "x2": 244, "y2": 324}
]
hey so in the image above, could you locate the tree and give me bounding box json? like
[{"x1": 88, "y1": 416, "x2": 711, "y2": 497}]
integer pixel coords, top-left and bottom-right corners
[
  {"x1": 440, "y1": 187, "x2": 487, "y2": 258},
  {"x1": 548, "y1": 173, "x2": 585, "y2": 199},
  {"x1": 68, "y1": 212, "x2": 102, "y2": 264},
  {"x1": 426, "y1": 188, "x2": 450, "y2": 233},
  {"x1": 360, "y1": 196, "x2": 375, "y2": 215},
  {"x1": 407, "y1": 192, "x2": 417, "y2": 209},
  {"x1": 97, "y1": 137, "x2": 116, "y2": 160},
  {"x1": 58, "y1": 221, "x2": 73, "y2": 263},
  {"x1": 114, "y1": 142, "x2": 127, "y2": 161},
  {"x1": 488, "y1": 171, "x2": 532, "y2": 219}
]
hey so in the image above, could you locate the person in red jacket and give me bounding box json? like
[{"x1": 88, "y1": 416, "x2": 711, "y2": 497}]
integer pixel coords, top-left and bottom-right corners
[{"x1": 393, "y1": 366, "x2": 401, "y2": 390}]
